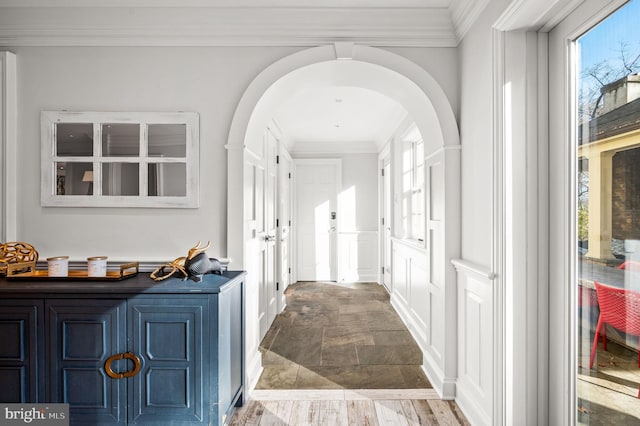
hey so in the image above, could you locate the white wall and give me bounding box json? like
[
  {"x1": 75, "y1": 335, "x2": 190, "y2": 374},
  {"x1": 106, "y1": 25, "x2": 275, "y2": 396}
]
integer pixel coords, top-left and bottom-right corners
[
  {"x1": 11, "y1": 45, "x2": 300, "y2": 261},
  {"x1": 387, "y1": 47, "x2": 460, "y2": 122},
  {"x1": 458, "y1": 0, "x2": 509, "y2": 267},
  {"x1": 456, "y1": 1, "x2": 509, "y2": 424}
]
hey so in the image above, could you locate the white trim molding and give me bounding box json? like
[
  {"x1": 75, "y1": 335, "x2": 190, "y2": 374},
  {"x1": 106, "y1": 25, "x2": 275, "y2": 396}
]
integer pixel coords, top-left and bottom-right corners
[
  {"x1": 452, "y1": 258, "x2": 496, "y2": 426},
  {"x1": 0, "y1": 51, "x2": 17, "y2": 243},
  {"x1": 0, "y1": 6, "x2": 458, "y2": 47},
  {"x1": 451, "y1": 258, "x2": 496, "y2": 280}
]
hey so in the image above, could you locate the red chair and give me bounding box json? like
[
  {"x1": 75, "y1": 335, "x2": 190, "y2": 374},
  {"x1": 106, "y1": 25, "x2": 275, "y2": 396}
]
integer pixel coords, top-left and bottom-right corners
[
  {"x1": 589, "y1": 281, "x2": 640, "y2": 397},
  {"x1": 617, "y1": 260, "x2": 640, "y2": 272}
]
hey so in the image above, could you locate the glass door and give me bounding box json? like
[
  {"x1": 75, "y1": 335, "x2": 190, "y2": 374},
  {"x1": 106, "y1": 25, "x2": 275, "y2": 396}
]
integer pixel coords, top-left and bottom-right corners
[{"x1": 575, "y1": 1, "x2": 640, "y2": 423}]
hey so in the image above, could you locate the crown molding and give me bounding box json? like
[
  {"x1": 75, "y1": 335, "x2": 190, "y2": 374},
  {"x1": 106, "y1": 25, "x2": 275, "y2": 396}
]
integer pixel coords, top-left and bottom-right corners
[
  {"x1": 0, "y1": 0, "x2": 452, "y2": 7},
  {"x1": 449, "y1": 0, "x2": 491, "y2": 43},
  {"x1": 493, "y1": 0, "x2": 585, "y2": 32},
  {"x1": 0, "y1": 6, "x2": 458, "y2": 47}
]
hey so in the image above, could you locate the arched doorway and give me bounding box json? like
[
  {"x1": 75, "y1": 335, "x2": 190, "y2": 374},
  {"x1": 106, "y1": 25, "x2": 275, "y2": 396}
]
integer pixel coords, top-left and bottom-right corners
[{"x1": 227, "y1": 43, "x2": 461, "y2": 397}]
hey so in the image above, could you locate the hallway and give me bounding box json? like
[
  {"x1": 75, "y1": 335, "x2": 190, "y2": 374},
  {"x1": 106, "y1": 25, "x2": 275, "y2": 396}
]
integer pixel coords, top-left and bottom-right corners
[
  {"x1": 256, "y1": 281, "x2": 428, "y2": 389},
  {"x1": 231, "y1": 281, "x2": 470, "y2": 425}
]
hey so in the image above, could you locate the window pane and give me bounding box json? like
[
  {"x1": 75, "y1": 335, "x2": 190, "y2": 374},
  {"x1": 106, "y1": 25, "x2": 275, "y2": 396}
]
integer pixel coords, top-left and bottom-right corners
[
  {"x1": 148, "y1": 163, "x2": 187, "y2": 197},
  {"x1": 56, "y1": 123, "x2": 93, "y2": 156},
  {"x1": 575, "y1": 0, "x2": 640, "y2": 423},
  {"x1": 102, "y1": 123, "x2": 140, "y2": 157},
  {"x1": 56, "y1": 162, "x2": 93, "y2": 195},
  {"x1": 102, "y1": 163, "x2": 139, "y2": 196},
  {"x1": 148, "y1": 124, "x2": 187, "y2": 157}
]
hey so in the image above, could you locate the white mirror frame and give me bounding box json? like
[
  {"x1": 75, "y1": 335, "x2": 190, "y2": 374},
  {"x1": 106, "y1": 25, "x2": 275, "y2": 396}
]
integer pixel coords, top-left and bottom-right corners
[{"x1": 41, "y1": 111, "x2": 199, "y2": 208}]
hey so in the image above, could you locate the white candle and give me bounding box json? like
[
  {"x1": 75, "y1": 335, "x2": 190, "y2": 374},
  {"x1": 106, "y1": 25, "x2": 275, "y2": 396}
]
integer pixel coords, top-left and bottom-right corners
[
  {"x1": 87, "y1": 256, "x2": 108, "y2": 277},
  {"x1": 47, "y1": 256, "x2": 69, "y2": 277}
]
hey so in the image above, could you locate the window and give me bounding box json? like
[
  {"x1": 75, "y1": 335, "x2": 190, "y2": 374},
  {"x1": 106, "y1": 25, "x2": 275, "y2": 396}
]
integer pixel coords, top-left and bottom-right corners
[
  {"x1": 41, "y1": 111, "x2": 199, "y2": 207},
  {"x1": 400, "y1": 123, "x2": 425, "y2": 242}
]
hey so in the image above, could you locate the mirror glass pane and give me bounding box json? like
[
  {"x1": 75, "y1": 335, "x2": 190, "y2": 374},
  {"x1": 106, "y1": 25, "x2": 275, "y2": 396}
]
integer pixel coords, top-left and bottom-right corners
[
  {"x1": 148, "y1": 163, "x2": 187, "y2": 196},
  {"x1": 56, "y1": 123, "x2": 93, "y2": 156},
  {"x1": 148, "y1": 124, "x2": 187, "y2": 157},
  {"x1": 102, "y1": 163, "x2": 139, "y2": 196},
  {"x1": 102, "y1": 124, "x2": 140, "y2": 157},
  {"x1": 56, "y1": 162, "x2": 93, "y2": 195}
]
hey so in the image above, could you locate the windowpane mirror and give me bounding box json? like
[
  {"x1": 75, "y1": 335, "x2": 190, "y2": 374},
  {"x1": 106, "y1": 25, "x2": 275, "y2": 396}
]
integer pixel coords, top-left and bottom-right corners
[
  {"x1": 148, "y1": 124, "x2": 186, "y2": 157},
  {"x1": 56, "y1": 123, "x2": 93, "y2": 156},
  {"x1": 55, "y1": 162, "x2": 93, "y2": 195},
  {"x1": 42, "y1": 111, "x2": 199, "y2": 207},
  {"x1": 102, "y1": 163, "x2": 140, "y2": 196},
  {"x1": 148, "y1": 163, "x2": 186, "y2": 197},
  {"x1": 102, "y1": 123, "x2": 140, "y2": 157}
]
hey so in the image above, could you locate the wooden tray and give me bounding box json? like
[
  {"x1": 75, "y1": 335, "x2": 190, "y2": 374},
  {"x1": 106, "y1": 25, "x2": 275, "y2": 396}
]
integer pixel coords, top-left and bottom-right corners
[{"x1": 7, "y1": 262, "x2": 139, "y2": 281}]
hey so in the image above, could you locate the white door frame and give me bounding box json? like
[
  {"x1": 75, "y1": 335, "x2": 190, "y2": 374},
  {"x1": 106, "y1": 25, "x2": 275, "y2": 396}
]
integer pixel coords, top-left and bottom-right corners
[
  {"x1": 277, "y1": 141, "x2": 293, "y2": 311},
  {"x1": 547, "y1": 1, "x2": 629, "y2": 424},
  {"x1": 379, "y1": 144, "x2": 392, "y2": 289},
  {"x1": 0, "y1": 51, "x2": 17, "y2": 242}
]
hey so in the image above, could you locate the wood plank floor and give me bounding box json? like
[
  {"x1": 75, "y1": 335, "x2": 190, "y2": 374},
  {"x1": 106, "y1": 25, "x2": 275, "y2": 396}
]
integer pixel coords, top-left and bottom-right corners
[{"x1": 230, "y1": 390, "x2": 471, "y2": 425}]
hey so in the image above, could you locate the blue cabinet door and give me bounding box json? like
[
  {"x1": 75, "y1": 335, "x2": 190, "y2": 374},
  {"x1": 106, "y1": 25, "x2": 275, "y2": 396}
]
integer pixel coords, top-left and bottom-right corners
[
  {"x1": 127, "y1": 297, "x2": 207, "y2": 425},
  {"x1": 0, "y1": 301, "x2": 43, "y2": 403},
  {"x1": 47, "y1": 299, "x2": 126, "y2": 425}
]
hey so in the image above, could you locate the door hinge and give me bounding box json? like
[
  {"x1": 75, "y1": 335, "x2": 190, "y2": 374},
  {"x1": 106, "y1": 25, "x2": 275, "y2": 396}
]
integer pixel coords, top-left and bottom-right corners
[
  {"x1": 288, "y1": 172, "x2": 291, "y2": 179},
  {"x1": 276, "y1": 155, "x2": 280, "y2": 164},
  {"x1": 381, "y1": 267, "x2": 384, "y2": 274},
  {"x1": 381, "y1": 168, "x2": 384, "y2": 176},
  {"x1": 276, "y1": 282, "x2": 279, "y2": 291},
  {"x1": 289, "y1": 220, "x2": 292, "y2": 226},
  {"x1": 381, "y1": 217, "x2": 384, "y2": 226},
  {"x1": 288, "y1": 267, "x2": 291, "y2": 274},
  {"x1": 276, "y1": 218, "x2": 279, "y2": 227}
]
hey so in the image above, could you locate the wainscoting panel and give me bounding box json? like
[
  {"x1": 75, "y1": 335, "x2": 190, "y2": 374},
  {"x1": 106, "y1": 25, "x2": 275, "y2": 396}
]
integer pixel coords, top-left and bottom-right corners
[
  {"x1": 452, "y1": 259, "x2": 494, "y2": 426},
  {"x1": 338, "y1": 231, "x2": 379, "y2": 282}
]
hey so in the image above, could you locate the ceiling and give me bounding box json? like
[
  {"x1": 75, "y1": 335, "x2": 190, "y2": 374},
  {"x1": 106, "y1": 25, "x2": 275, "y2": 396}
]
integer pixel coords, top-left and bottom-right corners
[
  {"x1": 0, "y1": 0, "x2": 490, "y2": 154},
  {"x1": 275, "y1": 86, "x2": 407, "y2": 154}
]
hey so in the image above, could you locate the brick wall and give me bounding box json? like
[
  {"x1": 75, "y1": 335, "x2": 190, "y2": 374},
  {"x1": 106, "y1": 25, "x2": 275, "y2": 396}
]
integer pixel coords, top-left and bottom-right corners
[{"x1": 612, "y1": 147, "x2": 640, "y2": 240}]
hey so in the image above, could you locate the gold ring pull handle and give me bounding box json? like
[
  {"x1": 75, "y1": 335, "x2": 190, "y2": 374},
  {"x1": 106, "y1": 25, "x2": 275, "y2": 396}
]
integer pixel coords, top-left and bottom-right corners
[{"x1": 104, "y1": 352, "x2": 142, "y2": 379}]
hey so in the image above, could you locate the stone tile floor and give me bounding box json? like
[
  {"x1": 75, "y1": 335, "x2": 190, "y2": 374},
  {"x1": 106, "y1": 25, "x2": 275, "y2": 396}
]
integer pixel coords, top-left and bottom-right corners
[
  {"x1": 256, "y1": 281, "x2": 430, "y2": 390},
  {"x1": 578, "y1": 333, "x2": 640, "y2": 425}
]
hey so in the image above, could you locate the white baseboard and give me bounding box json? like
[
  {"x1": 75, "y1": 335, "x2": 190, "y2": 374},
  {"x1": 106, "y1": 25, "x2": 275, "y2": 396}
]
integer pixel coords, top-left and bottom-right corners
[
  {"x1": 456, "y1": 384, "x2": 491, "y2": 426},
  {"x1": 390, "y1": 292, "x2": 455, "y2": 400},
  {"x1": 245, "y1": 349, "x2": 263, "y2": 395}
]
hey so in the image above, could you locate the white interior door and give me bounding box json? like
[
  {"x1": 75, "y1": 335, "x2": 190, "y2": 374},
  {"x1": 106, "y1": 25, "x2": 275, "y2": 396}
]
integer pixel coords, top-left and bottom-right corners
[
  {"x1": 382, "y1": 160, "x2": 392, "y2": 289},
  {"x1": 258, "y1": 129, "x2": 278, "y2": 339},
  {"x1": 295, "y1": 160, "x2": 340, "y2": 281}
]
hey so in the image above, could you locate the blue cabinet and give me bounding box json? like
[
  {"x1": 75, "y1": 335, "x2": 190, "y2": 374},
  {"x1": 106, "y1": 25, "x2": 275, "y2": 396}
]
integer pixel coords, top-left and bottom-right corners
[
  {"x1": 0, "y1": 300, "x2": 43, "y2": 403},
  {"x1": 0, "y1": 271, "x2": 245, "y2": 426},
  {"x1": 47, "y1": 299, "x2": 126, "y2": 424}
]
